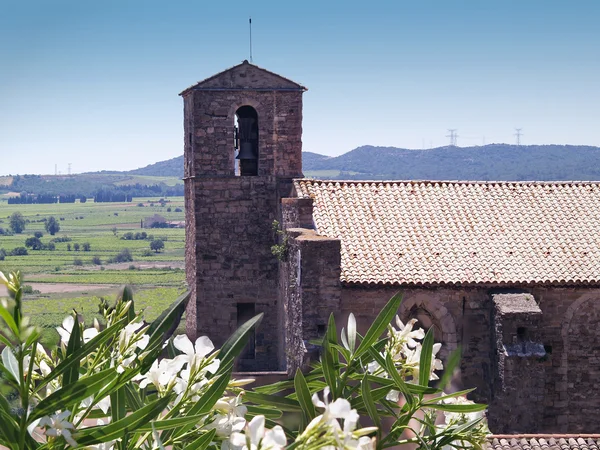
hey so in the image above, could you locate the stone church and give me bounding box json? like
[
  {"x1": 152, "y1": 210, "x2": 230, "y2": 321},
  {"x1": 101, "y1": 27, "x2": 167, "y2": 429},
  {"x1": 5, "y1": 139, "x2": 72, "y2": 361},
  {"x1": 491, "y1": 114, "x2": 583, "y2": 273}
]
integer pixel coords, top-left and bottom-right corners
[{"x1": 181, "y1": 61, "x2": 600, "y2": 434}]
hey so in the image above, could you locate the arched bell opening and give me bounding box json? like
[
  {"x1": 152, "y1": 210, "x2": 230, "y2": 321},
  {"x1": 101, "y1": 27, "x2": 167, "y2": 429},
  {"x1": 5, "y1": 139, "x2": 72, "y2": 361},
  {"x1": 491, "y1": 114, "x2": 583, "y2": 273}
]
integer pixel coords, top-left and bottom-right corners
[{"x1": 234, "y1": 106, "x2": 259, "y2": 176}]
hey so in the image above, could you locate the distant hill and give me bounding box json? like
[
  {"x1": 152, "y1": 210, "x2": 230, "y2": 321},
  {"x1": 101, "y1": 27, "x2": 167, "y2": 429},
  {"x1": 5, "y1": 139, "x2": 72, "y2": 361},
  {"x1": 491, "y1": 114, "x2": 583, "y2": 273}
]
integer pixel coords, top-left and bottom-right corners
[
  {"x1": 128, "y1": 156, "x2": 184, "y2": 177},
  {"x1": 124, "y1": 144, "x2": 600, "y2": 181},
  {"x1": 303, "y1": 144, "x2": 600, "y2": 181}
]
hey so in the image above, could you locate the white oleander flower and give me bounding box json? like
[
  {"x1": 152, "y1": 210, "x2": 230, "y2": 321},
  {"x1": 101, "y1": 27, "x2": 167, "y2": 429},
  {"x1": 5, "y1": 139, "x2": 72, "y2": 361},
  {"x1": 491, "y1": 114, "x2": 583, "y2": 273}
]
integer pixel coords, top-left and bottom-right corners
[
  {"x1": 404, "y1": 342, "x2": 443, "y2": 381},
  {"x1": 173, "y1": 335, "x2": 220, "y2": 373},
  {"x1": 207, "y1": 395, "x2": 248, "y2": 437},
  {"x1": 312, "y1": 387, "x2": 357, "y2": 424},
  {"x1": 57, "y1": 316, "x2": 76, "y2": 345},
  {"x1": 135, "y1": 358, "x2": 184, "y2": 390},
  {"x1": 39, "y1": 411, "x2": 77, "y2": 447},
  {"x1": 57, "y1": 316, "x2": 99, "y2": 345},
  {"x1": 119, "y1": 321, "x2": 149, "y2": 351},
  {"x1": 230, "y1": 415, "x2": 286, "y2": 450},
  {"x1": 81, "y1": 395, "x2": 111, "y2": 415}
]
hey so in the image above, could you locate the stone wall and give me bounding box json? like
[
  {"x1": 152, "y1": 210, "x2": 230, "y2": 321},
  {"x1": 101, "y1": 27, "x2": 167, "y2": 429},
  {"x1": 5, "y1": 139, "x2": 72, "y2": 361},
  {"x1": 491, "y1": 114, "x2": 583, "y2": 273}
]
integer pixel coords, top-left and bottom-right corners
[
  {"x1": 336, "y1": 284, "x2": 600, "y2": 433},
  {"x1": 278, "y1": 227, "x2": 342, "y2": 375},
  {"x1": 488, "y1": 293, "x2": 546, "y2": 433}
]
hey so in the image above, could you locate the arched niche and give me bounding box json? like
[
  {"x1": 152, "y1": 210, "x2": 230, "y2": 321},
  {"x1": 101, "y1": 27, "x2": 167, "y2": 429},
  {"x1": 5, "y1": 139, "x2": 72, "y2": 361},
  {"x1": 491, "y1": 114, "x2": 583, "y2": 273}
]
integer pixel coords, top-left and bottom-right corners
[{"x1": 234, "y1": 105, "x2": 259, "y2": 176}]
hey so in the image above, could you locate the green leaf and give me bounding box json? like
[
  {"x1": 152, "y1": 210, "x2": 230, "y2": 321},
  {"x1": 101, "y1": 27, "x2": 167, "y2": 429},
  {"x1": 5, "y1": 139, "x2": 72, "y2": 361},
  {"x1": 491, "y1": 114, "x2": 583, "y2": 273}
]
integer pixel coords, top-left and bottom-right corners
[
  {"x1": 422, "y1": 389, "x2": 476, "y2": 405},
  {"x1": 36, "y1": 318, "x2": 126, "y2": 393},
  {"x1": 419, "y1": 327, "x2": 435, "y2": 387},
  {"x1": 361, "y1": 373, "x2": 381, "y2": 430},
  {"x1": 184, "y1": 429, "x2": 216, "y2": 450},
  {"x1": 63, "y1": 314, "x2": 81, "y2": 386},
  {"x1": 384, "y1": 353, "x2": 415, "y2": 408},
  {"x1": 326, "y1": 313, "x2": 339, "y2": 366},
  {"x1": 0, "y1": 408, "x2": 19, "y2": 449},
  {"x1": 0, "y1": 304, "x2": 18, "y2": 336},
  {"x1": 427, "y1": 402, "x2": 487, "y2": 413},
  {"x1": 244, "y1": 392, "x2": 301, "y2": 412},
  {"x1": 146, "y1": 290, "x2": 190, "y2": 345},
  {"x1": 136, "y1": 414, "x2": 213, "y2": 432},
  {"x1": 30, "y1": 368, "x2": 117, "y2": 422},
  {"x1": 246, "y1": 405, "x2": 282, "y2": 419},
  {"x1": 294, "y1": 369, "x2": 316, "y2": 423},
  {"x1": 354, "y1": 292, "x2": 403, "y2": 359},
  {"x1": 124, "y1": 383, "x2": 143, "y2": 411},
  {"x1": 321, "y1": 335, "x2": 337, "y2": 396},
  {"x1": 1, "y1": 347, "x2": 19, "y2": 383},
  {"x1": 217, "y1": 313, "x2": 263, "y2": 369},
  {"x1": 74, "y1": 396, "x2": 171, "y2": 446},
  {"x1": 110, "y1": 388, "x2": 127, "y2": 432},
  {"x1": 120, "y1": 286, "x2": 135, "y2": 323},
  {"x1": 438, "y1": 346, "x2": 461, "y2": 391}
]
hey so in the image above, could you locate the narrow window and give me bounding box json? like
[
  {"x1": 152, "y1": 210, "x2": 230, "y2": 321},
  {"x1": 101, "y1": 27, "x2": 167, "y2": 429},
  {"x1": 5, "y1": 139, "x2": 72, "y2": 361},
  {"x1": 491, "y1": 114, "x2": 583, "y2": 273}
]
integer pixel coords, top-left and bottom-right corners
[
  {"x1": 237, "y1": 303, "x2": 256, "y2": 359},
  {"x1": 234, "y1": 106, "x2": 259, "y2": 176}
]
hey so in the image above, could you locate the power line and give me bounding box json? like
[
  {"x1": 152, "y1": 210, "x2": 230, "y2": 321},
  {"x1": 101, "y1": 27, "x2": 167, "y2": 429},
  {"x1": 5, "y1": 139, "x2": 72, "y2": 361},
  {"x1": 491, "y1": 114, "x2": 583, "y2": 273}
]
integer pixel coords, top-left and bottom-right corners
[
  {"x1": 514, "y1": 128, "x2": 523, "y2": 146},
  {"x1": 446, "y1": 129, "x2": 458, "y2": 146}
]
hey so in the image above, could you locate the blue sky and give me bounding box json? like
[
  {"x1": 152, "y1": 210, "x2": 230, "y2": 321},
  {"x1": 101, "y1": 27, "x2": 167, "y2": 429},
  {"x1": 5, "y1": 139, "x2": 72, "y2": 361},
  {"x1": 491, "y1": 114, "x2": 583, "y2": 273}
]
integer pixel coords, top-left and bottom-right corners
[{"x1": 1, "y1": 0, "x2": 599, "y2": 175}]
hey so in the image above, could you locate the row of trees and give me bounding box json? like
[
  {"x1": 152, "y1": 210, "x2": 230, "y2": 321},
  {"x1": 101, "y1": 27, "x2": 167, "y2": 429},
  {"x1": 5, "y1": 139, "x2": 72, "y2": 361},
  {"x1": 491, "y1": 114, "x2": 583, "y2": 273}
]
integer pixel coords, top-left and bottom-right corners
[
  {"x1": 6, "y1": 174, "x2": 185, "y2": 198},
  {"x1": 7, "y1": 194, "x2": 85, "y2": 204}
]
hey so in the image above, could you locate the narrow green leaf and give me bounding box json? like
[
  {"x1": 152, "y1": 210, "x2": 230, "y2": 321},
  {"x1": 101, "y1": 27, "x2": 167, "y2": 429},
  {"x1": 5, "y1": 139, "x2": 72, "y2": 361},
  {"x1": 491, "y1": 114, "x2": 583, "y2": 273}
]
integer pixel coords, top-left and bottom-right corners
[
  {"x1": 294, "y1": 369, "x2": 316, "y2": 422},
  {"x1": 244, "y1": 392, "x2": 301, "y2": 412},
  {"x1": 110, "y1": 388, "x2": 127, "y2": 425},
  {"x1": 321, "y1": 336, "x2": 337, "y2": 396},
  {"x1": 384, "y1": 353, "x2": 415, "y2": 408},
  {"x1": 427, "y1": 402, "x2": 487, "y2": 413},
  {"x1": 30, "y1": 368, "x2": 117, "y2": 422},
  {"x1": 350, "y1": 385, "x2": 394, "y2": 411},
  {"x1": 419, "y1": 327, "x2": 435, "y2": 387},
  {"x1": 326, "y1": 313, "x2": 339, "y2": 366},
  {"x1": 1, "y1": 347, "x2": 19, "y2": 383},
  {"x1": 438, "y1": 346, "x2": 461, "y2": 391},
  {"x1": 120, "y1": 286, "x2": 135, "y2": 323},
  {"x1": 124, "y1": 383, "x2": 143, "y2": 411},
  {"x1": 111, "y1": 387, "x2": 128, "y2": 450},
  {"x1": 74, "y1": 396, "x2": 171, "y2": 446},
  {"x1": 246, "y1": 405, "x2": 282, "y2": 419},
  {"x1": 355, "y1": 292, "x2": 403, "y2": 359},
  {"x1": 0, "y1": 409, "x2": 19, "y2": 448},
  {"x1": 184, "y1": 429, "x2": 216, "y2": 450},
  {"x1": 216, "y1": 313, "x2": 263, "y2": 369},
  {"x1": 422, "y1": 389, "x2": 476, "y2": 405},
  {"x1": 63, "y1": 314, "x2": 81, "y2": 386},
  {"x1": 146, "y1": 290, "x2": 190, "y2": 345},
  {"x1": 361, "y1": 373, "x2": 381, "y2": 432},
  {"x1": 136, "y1": 414, "x2": 212, "y2": 432},
  {"x1": 0, "y1": 304, "x2": 18, "y2": 336}
]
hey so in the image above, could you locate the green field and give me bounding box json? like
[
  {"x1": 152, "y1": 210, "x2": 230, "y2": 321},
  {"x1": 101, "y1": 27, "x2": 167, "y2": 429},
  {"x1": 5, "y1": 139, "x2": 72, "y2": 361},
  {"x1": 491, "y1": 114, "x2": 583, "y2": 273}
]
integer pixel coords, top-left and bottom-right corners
[{"x1": 0, "y1": 196, "x2": 187, "y2": 342}]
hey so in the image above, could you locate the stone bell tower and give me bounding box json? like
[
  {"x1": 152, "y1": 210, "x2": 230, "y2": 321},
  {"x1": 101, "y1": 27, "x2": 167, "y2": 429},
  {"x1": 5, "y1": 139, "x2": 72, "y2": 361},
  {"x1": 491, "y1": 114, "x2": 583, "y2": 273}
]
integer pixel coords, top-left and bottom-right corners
[{"x1": 180, "y1": 60, "x2": 306, "y2": 371}]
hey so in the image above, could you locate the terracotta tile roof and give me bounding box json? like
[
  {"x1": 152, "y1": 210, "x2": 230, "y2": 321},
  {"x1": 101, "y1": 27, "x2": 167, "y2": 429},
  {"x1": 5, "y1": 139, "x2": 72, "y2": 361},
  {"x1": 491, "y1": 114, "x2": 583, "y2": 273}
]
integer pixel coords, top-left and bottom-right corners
[
  {"x1": 487, "y1": 436, "x2": 600, "y2": 450},
  {"x1": 293, "y1": 179, "x2": 600, "y2": 286}
]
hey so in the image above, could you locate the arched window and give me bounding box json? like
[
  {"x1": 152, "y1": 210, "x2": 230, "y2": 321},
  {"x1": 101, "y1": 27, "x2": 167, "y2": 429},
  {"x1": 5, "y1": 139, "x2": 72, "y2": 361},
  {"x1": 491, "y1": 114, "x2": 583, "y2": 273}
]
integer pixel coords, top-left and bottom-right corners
[{"x1": 234, "y1": 106, "x2": 259, "y2": 176}]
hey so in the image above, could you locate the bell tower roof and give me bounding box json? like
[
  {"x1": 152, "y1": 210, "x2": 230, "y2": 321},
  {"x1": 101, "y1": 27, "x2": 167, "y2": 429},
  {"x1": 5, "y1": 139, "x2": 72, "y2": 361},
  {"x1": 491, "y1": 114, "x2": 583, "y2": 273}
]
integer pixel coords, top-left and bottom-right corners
[{"x1": 179, "y1": 60, "x2": 307, "y2": 96}]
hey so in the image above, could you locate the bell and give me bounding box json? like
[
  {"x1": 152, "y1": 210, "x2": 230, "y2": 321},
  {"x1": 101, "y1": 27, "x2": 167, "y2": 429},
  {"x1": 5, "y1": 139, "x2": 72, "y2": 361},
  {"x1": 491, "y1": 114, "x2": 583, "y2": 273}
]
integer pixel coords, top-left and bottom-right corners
[{"x1": 236, "y1": 142, "x2": 256, "y2": 160}]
